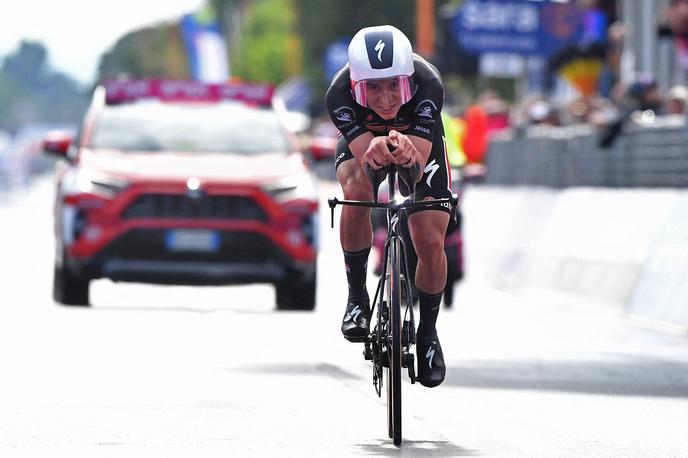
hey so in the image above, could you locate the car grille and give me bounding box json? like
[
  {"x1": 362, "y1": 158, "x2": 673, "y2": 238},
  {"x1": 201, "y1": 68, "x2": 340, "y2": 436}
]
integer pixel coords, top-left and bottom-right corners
[
  {"x1": 98, "y1": 229, "x2": 286, "y2": 264},
  {"x1": 122, "y1": 194, "x2": 268, "y2": 221}
]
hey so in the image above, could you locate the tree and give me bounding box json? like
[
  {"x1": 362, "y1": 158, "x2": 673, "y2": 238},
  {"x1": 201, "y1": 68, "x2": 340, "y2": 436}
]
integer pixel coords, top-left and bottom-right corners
[
  {"x1": 97, "y1": 23, "x2": 189, "y2": 81},
  {"x1": 230, "y1": 0, "x2": 301, "y2": 85},
  {"x1": 0, "y1": 41, "x2": 88, "y2": 130},
  {"x1": 2, "y1": 41, "x2": 49, "y2": 90},
  {"x1": 292, "y1": 0, "x2": 417, "y2": 112}
]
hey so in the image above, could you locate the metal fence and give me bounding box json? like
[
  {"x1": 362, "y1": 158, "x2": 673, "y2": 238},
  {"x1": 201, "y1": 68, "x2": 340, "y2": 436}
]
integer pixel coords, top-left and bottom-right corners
[{"x1": 485, "y1": 117, "x2": 688, "y2": 188}]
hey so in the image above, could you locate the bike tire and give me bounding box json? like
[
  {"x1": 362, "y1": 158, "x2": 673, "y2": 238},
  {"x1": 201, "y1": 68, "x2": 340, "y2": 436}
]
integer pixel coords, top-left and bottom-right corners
[{"x1": 386, "y1": 237, "x2": 403, "y2": 445}]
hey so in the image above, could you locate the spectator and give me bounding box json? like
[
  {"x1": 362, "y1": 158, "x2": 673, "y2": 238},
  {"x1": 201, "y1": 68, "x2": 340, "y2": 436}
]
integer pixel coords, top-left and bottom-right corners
[
  {"x1": 598, "y1": 21, "x2": 625, "y2": 99},
  {"x1": 478, "y1": 90, "x2": 511, "y2": 136},
  {"x1": 526, "y1": 99, "x2": 561, "y2": 126},
  {"x1": 658, "y1": 0, "x2": 688, "y2": 75},
  {"x1": 598, "y1": 77, "x2": 664, "y2": 148},
  {"x1": 627, "y1": 78, "x2": 664, "y2": 113},
  {"x1": 664, "y1": 85, "x2": 688, "y2": 114}
]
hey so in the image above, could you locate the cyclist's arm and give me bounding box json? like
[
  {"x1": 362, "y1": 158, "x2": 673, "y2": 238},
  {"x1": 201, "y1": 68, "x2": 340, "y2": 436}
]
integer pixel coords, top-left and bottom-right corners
[
  {"x1": 351, "y1": 133, "x2": 398, "y2": 169},
  {"x1": 325, "y1": 72, "x2": 369, "y2": 145},
  {"x1": 390, "y1": 74, "x2": 443, "y2": 175},
  {"x1": 387, "y1": 132, "x2": 430, "y2": 181},
  {"x1": 406, "y1": 134, "x2": 432, "y2": 166}
]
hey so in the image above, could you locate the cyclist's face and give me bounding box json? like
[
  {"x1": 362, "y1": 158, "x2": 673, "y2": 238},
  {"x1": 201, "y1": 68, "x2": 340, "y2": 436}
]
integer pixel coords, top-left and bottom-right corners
[{"x1": 366, "y1": 78, "x2": 401, "y2": 120}]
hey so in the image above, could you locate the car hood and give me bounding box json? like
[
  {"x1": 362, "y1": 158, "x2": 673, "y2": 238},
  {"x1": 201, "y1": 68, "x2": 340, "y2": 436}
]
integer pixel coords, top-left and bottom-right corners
[{"x1": 78, "y1": 148, "x2": 309, "y2": 184}]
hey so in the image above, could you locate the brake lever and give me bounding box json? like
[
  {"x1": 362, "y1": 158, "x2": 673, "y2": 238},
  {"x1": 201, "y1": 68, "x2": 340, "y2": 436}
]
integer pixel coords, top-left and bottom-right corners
[{"x1": 328, "y1": 197, "x2": 338, "y2": 228}]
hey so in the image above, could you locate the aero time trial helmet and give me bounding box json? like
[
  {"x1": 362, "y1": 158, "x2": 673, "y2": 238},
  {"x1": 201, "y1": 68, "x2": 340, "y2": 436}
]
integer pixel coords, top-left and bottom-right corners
[{"x1": 348, "y1": 25, "x2": 414, "y2": 107}]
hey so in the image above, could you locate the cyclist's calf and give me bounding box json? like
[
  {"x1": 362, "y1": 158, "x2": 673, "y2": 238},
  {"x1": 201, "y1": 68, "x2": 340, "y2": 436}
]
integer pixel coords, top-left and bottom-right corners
[{"x1": 409, "y1": 211, "x2": 449, "y2": 294}]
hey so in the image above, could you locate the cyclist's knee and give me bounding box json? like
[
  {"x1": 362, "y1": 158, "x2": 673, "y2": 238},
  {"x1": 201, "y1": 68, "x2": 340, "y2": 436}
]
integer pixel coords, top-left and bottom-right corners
[
  {"x1": 343, "y1": 184, "x2": 372, "y2": 202},
  {"x1": 338, "y1": 167, "x2": 373, "y2": 201},
  {"x1": 413, "y1": 233, "x2": 444, "y2": 261},
  {"x1": 409, "y1": 217, "x2": 446, "y2": 261}
]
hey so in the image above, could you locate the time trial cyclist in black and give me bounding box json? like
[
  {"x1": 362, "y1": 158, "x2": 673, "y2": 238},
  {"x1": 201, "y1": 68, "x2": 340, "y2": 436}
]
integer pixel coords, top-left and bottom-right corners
[{"x1": 325, "y1": 25, "x2": 452, "y2": 388}]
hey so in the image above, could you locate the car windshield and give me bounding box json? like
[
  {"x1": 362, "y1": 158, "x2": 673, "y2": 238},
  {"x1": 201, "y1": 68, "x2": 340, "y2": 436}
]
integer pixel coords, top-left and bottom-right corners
[{"x1": 88, "y1": 101, "x2": 289, "y2": 154}]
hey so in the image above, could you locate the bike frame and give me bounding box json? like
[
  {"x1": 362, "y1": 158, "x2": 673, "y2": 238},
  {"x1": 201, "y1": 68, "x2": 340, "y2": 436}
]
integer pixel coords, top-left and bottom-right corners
[{"x1": 328, "y1": 165, "x2": 458, "y2": 446}]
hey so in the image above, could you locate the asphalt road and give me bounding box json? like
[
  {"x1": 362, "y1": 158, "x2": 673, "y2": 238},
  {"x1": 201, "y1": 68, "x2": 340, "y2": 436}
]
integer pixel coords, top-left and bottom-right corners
[{"x1": 1, "y1": 175, "x2": 687, "y2": 457}]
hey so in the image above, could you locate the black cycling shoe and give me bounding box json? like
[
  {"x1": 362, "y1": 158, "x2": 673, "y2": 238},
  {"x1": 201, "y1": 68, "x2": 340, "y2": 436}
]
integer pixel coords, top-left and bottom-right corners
[
  {"x1": 416, "y1": 333, "x2": 446, "y2": 388},
  {"x1": 341, "y1": 299, "x2": 370, "y2": 340}
]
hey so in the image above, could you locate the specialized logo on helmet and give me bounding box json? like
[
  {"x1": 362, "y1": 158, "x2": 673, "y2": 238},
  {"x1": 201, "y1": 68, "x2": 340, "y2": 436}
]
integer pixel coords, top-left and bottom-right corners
[
  {"x1": 334, "y1": 106, "x2": 356, "y2": 124},
  {"x1": 374, "y1": 39, "x2": 385, "y2": 62},
  {"x1": 364, "y1": 31, "x2": 394, "y2": 69}
]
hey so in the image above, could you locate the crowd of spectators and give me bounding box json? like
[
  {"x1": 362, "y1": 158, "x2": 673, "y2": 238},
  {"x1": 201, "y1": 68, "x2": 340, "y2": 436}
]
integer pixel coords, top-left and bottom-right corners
[{"x1": 443, "y1": 0, "x2": 688, "y2": 156}]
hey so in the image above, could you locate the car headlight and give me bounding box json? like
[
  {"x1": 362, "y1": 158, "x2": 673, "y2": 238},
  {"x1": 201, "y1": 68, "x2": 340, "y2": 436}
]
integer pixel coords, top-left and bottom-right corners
[
  {"x1": 64, "y1": 169, "x2": 130, "y2": 198},
  {"x1": 263, "y1": 174, "x2": 317, "y2": 202}
]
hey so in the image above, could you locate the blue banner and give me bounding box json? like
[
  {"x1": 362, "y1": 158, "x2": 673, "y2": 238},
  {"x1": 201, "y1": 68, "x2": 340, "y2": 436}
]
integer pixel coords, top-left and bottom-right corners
[
  {"x1": 324, "y1": 39, "x2": 350, "y2": 83},
  {"x1": 450, "y1": 0, "x2": 584, "y2": 57},
  {"x1": 181, "y1": 7, "x2": 229, "y2": 82}
]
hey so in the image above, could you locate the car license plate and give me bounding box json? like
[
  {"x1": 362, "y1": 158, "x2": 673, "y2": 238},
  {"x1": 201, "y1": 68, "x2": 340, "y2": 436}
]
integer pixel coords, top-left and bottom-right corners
[{"x1": 165, "y1": 229, "x2": 220, "y2": 252}]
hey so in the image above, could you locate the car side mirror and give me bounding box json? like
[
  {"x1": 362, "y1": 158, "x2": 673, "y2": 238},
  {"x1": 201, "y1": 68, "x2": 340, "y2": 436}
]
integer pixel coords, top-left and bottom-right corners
[{"x1": 42, "y1": 130, "x2": 73, "y2": 159}]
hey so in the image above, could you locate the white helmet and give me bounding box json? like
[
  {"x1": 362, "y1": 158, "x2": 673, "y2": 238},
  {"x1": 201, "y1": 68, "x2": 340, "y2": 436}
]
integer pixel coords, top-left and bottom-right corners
[{"x1": 348, "y1": 25, "x2": 414, "y2": 107}]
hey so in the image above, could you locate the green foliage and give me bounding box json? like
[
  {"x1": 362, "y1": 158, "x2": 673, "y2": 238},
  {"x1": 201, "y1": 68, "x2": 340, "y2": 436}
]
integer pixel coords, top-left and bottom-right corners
[
  {"x1": 294, "y1": 0, "x2": 417, "y2": 63},
  {"x1": 98, "y1": 24, "x2": 189, "y2": 81},
  {"x1": 231, "y1": 0, "x2": 300, "y2": 85},
  {"x1": 0, "y1": 41, "x2": 88, "y2": 130},
  {"x1": 292, "y1": 0, "x2": 417, "y2": 111}
]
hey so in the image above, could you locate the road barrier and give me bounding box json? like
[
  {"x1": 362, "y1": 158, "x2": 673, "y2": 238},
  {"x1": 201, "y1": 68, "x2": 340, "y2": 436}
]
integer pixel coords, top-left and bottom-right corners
[
  {"x1": 485, "y1": 116, "x2": 688, "y2": 188},
  {"x1": 461, "y1": 185, "x2": 688, "y2": 330}
]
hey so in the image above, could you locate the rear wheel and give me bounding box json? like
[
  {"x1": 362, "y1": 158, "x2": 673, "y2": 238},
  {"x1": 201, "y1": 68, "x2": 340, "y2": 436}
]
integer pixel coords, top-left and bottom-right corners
[
  {"x1": 53, "y1": 263, "x2": 90, "y2": 306},
  {"x1": 386, "y1": 238, "x2": 402, "y2": 445},
  {"x1": 275, "y1": 266, "x2": 316, "y2": 311}
]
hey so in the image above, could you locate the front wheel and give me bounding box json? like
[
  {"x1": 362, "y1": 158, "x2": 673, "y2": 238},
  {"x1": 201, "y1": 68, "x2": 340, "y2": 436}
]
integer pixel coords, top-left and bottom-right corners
[
  {"x1": 386, "y1": 238, "x2": 403, "y2": 445},
  {"x1": 53, "y1": 263, "x2": 90, "y2": 306},
  {"x1": 275, "y1": 266, "x2": 316, "y2": 311}
]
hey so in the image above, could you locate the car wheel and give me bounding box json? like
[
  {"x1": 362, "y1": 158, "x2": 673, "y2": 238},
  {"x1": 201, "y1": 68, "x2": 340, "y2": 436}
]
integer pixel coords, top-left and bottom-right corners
[
  {"x1": 275, "y1": 268, "x2": 316, "y2": 311},
  {"x1": 53, "y1": 263, "x2": 90, "y2": 306}
]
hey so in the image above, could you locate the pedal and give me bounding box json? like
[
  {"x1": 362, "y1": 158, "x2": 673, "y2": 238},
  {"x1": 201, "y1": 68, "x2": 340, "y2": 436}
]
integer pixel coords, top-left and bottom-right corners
[{"x1": 344, "y1": 335, "x2": 367, "y2": 343}]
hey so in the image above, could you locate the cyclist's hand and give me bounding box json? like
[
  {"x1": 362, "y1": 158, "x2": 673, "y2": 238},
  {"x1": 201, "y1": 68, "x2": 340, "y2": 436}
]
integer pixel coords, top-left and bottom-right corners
[
  {"x1": 362, "y1": 136, "x2": 396, "y2": 170},
  {"x1": 388, "y1": 130, "x2": 419, "y2": 169}
]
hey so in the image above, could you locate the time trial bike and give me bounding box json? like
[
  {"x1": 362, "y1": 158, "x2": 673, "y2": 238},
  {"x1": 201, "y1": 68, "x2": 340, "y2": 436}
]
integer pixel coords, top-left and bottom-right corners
[{"x1": 328, "y1": 162, "x2": 458, "y2": 446}]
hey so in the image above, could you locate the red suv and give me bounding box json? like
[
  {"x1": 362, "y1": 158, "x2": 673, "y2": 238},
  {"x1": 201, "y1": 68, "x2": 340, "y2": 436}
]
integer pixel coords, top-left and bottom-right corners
[{"x1": 44, "y1": 79, "x2": 319, "y2": 310}]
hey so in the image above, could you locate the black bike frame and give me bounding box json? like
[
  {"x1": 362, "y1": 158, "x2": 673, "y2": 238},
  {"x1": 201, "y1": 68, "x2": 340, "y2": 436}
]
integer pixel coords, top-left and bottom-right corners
[{"x1": 328, "y1": 165, "x2": 458, "y2": 446}]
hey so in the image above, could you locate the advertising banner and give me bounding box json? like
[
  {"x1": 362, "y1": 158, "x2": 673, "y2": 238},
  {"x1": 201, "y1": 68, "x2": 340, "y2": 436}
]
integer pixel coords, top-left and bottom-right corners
[{"x1": 450, "y1": 0, "x2": 584, "y2": 57}]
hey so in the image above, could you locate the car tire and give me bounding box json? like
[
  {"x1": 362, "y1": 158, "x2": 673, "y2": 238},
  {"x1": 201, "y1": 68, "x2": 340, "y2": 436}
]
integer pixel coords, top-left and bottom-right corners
[
  {"x1": 275, "y1": 268, "x2": 316, "y2": 311},
  {"x1": 53, "y1": 263, "x2": 90, "y2": 306}
]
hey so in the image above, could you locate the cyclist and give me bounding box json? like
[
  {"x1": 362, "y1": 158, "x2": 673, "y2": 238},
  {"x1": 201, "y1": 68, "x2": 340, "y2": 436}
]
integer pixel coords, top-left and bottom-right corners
[{"x1": 325, "y1": 25, "x2": 452, "y2": 388}]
